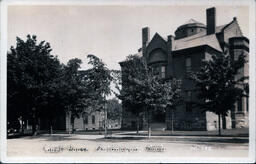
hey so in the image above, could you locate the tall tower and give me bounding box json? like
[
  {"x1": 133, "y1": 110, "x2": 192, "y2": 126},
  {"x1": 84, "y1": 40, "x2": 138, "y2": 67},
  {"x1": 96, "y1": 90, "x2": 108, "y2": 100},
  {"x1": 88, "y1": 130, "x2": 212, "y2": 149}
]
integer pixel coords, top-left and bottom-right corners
[{"x1": 229, "y1": 36, "x2": 249, "y2": 128}]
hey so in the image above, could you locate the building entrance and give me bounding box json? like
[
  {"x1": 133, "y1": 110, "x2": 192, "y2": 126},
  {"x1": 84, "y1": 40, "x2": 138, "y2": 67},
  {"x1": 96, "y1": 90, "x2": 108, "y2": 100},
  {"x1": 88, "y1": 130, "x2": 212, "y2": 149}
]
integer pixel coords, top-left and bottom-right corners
[{"x1": 151, "y1": 109, "x2": 166, "y2": 130}]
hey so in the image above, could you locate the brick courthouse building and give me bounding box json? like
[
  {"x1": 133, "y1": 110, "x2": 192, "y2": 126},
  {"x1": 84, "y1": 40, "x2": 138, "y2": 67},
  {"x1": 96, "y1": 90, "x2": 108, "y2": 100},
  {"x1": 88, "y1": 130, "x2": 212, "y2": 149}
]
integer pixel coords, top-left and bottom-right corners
[{"x1": 120, "y1": 7, "x2": 249, "y2": 131}]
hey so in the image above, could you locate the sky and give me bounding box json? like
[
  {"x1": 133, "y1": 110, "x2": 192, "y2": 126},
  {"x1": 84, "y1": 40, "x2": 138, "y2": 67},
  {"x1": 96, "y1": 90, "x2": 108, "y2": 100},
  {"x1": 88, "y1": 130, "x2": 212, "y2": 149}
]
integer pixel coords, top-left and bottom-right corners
[{"x1": 8, "y1": 5, "x2": 249, "y2": 71}]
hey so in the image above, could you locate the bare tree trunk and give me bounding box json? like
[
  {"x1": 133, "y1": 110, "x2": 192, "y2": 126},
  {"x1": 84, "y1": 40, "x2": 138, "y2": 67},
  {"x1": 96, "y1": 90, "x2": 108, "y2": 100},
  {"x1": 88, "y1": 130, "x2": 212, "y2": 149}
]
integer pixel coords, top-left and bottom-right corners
[
  {"x1": 67, "y1": 111, "x2": 70, "y2": 134},
  {"x1": 147, "y1": 108, "x2": 151, "y2": 139},
  {"x1": 50, "y1": 126, "x2": 53, "y2": 135},
  {"x1": 218, "y1": 113, "x2": 221, "y2": 136},
  {"x1": 21, "y1": 116, "x2": 24, "y2": 134},
  {"x1": 148, "y1": 125, "x2": 151, "y2": 138},
  {"x1": 136, "y1": 115, "x2": 139, "y2": 134},
  {"x1": 48, "y1": 119, "x2": 51, "y2": 134},
  {"x1": 99, "y1": 119, "x2": 101, "y2": 135},
  {"x1": 32, "y1": 109, "x2": 37, "y2": 136},
  {"x1": 171, "y1": 108, "x2": 174, "y2": 133},
  {"x1": 104, "y1": 107, "x2": 108, "y2": 138},
  {"x1": 49, "y1": 118, "x2": 53, "y2": 135},
  {"x1": 71, "y1": 115, "x2": 75, "y2": 134}
]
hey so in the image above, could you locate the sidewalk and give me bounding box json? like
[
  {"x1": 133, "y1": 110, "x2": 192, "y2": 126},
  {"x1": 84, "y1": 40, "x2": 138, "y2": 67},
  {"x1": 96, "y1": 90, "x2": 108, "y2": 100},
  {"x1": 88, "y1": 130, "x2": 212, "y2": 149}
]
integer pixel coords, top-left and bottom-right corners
[
  {"x1": 114, "y1": 128, "x2": 249, "y2": 137},
  {"x1": 8, "y1": 128, "x2": 249, "y2": 141}
]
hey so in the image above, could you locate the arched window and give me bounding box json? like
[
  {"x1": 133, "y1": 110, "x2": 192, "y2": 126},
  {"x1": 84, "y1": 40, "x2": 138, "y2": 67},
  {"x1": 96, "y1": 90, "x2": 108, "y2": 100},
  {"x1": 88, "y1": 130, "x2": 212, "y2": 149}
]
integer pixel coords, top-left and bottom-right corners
[{"x1": 148, "y1": 49, "x2": 167, "y2": 64}]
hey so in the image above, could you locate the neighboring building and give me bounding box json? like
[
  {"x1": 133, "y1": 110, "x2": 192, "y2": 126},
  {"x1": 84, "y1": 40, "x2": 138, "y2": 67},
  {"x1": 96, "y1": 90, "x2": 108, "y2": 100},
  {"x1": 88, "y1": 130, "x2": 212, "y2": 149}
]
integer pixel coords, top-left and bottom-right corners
[
  {"x1": 66, "y1": 111, "x2": 105, "y2": 131},
  {"x1": 65, "y1": 111, "x2": 121, "y2": 131},
  {"x1": 120, "y1": 7, "x2": 249, "y2": 131},
  {"x1": 40, "y1": 107, "x2": 121, "y2": 132}
]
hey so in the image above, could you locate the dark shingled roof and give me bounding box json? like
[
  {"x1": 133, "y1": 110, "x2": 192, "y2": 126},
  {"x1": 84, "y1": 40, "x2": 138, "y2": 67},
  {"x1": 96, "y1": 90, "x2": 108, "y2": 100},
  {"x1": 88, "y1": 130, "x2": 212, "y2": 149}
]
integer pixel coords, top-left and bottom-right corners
[
  {"x1": 172, "y1": 21, "x2": 231, "y2": 52},
  {"x1": 173, "y1": 33, "x2": 222, "y2": 52}
]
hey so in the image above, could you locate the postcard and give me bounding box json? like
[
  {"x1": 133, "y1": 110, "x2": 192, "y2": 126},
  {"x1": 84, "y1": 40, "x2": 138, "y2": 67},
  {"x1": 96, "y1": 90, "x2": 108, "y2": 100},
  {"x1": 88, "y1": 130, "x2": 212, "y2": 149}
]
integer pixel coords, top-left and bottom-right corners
[{"x1": 0, "y1": 0, "x2": 255, "y2": 163}]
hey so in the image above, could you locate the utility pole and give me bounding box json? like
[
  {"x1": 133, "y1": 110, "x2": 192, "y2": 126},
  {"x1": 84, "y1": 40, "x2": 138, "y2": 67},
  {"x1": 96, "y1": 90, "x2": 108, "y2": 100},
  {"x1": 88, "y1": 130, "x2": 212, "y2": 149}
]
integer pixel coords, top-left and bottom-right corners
[{"x1": 67, "y1": 109, "x2": 71, "y2": 135}]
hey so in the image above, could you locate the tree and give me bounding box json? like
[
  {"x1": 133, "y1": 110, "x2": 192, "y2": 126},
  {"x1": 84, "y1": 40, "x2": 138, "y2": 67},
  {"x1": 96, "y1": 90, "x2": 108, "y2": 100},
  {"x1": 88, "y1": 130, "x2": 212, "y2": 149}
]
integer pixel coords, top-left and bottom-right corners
[
  {"x1": 190, "y1": 51, "x2": 248, "y2": 135},
  {"x1": 7, "y1": 35, "x2": 62, "y2": 135},
  {"x1": 86, "y1": 54, "x2": 113, "y2": 137},
  {"x1": 117, "y1": 55, "x2": 181, "y2": 137},
  {"x1": 38, "y1": 63, "x2": 65, "y2": 134},
  {"x1": 160, "y1": 79, "x2": 182, "y2": 132},
  {"x1": 62, "y1": 58, "x2": 90, "y2": 133},
  {"x1": 117, "y1": 55, "x2": 149, "y2": 134},
  {"x1": 106, "y1": 98, "x2": 122, "y2": 122}
]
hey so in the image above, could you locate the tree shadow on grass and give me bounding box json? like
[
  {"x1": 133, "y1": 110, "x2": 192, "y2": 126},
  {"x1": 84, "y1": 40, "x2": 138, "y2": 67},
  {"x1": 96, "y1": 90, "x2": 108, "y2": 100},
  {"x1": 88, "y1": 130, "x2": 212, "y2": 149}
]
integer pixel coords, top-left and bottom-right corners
[
  {"x1": 22, "y1": 135, "x2": 148, "y2": 142},
  {"x1": 97, "y1": 136, "x2": 147, "y2": 141}
]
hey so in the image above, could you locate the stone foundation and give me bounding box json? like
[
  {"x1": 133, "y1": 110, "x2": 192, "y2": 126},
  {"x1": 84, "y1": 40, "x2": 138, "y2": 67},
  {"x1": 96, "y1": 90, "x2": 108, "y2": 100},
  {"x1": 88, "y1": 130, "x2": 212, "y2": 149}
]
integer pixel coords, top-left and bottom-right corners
[
  {"x1": 234, "y1": 112, "x2": 249, "y2": 128},
  {"x1": 206, "y1": 111, "x2": 232, "y2": 131}
]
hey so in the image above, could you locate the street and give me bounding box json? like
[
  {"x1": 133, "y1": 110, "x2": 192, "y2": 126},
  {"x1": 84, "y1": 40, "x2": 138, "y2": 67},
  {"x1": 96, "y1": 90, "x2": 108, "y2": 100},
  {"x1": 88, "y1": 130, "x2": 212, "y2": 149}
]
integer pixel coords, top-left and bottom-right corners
[{"x1": 7, "y1": 131, "x2": 248, "y2": 158}]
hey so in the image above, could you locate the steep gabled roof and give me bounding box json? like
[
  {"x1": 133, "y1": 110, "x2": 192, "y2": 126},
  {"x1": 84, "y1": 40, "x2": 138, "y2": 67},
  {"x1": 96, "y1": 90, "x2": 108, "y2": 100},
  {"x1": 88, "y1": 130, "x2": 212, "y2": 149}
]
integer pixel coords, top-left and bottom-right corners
[
  {"x1": 148, "y1": 32, "x2": 167, "y2": 44},
  {"x1": 216, "y1": 24, "x2": 227, "y2": 33},
  {"x1": 146, "y1": 32, "x2": 167, "y2": 53}
]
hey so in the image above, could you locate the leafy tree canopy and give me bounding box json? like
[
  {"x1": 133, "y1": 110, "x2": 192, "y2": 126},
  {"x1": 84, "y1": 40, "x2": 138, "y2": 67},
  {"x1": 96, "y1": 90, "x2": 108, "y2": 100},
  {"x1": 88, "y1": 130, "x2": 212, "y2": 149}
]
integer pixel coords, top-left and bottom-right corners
[{"x1": 190, "y1": 51, "x2": 248, "y2": 116}]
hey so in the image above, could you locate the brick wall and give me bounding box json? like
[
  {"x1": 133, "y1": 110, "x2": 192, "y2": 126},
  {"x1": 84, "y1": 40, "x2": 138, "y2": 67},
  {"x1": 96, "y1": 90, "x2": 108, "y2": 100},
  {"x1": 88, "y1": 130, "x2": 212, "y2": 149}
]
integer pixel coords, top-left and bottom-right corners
[{"x1": 166, "y1": 104, "x2": 207, "y2": 131}]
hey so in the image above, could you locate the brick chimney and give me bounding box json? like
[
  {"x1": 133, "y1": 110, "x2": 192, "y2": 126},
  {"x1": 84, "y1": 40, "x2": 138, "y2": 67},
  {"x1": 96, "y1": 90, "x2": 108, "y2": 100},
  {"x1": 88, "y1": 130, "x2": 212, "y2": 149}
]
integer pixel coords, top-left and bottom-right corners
[
  {"x1": 142, "y1": 27, "x2": 150, "y2": 57},
  {"x1": 167, "y1": 35, "x2": 174, "y2": 77},
  {"x1": 206, "y1": 7, "x2": 216, "y2": 35}
]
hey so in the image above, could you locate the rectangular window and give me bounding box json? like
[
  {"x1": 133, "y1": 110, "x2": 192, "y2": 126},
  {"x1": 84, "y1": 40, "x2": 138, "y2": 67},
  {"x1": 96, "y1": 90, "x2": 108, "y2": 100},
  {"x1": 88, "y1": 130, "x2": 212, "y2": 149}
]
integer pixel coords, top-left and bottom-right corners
[
  {"x1": 152, "y1": 66, "x2": 159, "y2": 76},
  {"x1": 186, "y1": 90, "x2": 192, "y2": 102},
  {"x1": 177, "y1": 79, "x2": 182, "y2": 86},
  {"x1": 246, "y1": 97, "x2": 249, "y2": 112},
  {"x1": 214, "y1": 121, "x2": 217, "y2": 128},
  {"x1": 186, "y1": 103, "x2": 192, "y2": 112},
  {"x1": 185, "y1": 57, "x2": 192, "y2": 73},
  {"x1": 234, "y1": 54, "x2": 239, "y2": 61},
  {"x1": 237, "y1": 98, "x2": 243, "y2": 112},
  {"x1": 161, "y1": 66, "x2": 166, "y2": 78},
  {"x1": 92, "y1": 115, "x2": 95, "y2": 124},
  {"x1": 152, "y1": 66, "x2": 166, "y2": 78},
  {"x1": 83, "y1": 114, "x2": 88, "y2": 124}
]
